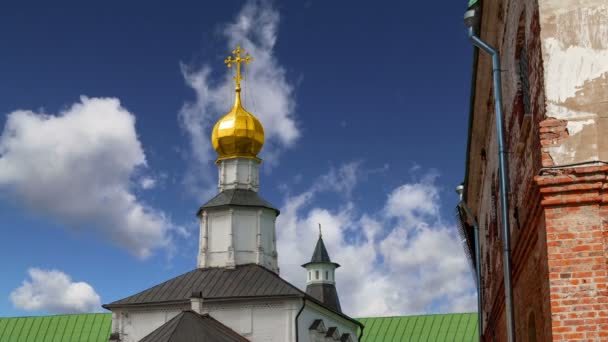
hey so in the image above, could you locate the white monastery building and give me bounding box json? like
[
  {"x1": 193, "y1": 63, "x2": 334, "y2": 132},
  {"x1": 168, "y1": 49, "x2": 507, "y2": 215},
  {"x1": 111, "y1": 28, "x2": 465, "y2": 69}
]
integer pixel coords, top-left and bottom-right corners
[{"x1": 102, "y1": 46, "x2": 362, "y2": 342}]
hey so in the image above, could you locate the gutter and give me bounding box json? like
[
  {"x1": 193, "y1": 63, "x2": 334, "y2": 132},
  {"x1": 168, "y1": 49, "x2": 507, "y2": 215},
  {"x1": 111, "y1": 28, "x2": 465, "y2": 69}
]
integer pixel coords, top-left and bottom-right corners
[
  {"x1": 462, "y1": 46, "x2": 479, "y2": 204},
  {"x1": 464, "y1": 4, "x2": 516, "y2": 341},
  {"x1": 358, "y1": 322, "x2": 365, "y2": 341}
]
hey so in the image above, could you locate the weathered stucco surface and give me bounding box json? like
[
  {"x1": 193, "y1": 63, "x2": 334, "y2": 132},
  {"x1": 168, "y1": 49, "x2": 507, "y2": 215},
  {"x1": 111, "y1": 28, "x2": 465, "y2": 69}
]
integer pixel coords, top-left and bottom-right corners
[
  {"x1": 539, "y1": 0, "x2": 608, "y2": 165},
  {"x1": 466, "y1": 0, "x2": 608, "y2": 340}
]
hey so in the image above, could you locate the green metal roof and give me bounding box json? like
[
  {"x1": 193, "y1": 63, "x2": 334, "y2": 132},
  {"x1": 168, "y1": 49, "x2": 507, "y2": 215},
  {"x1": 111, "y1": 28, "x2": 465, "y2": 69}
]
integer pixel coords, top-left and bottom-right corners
[
  {"x1": 358, "y1": 313, "x2": 478, "y2": 342},
  {"x1": 0, "y1": 313, "x2": 111, "y2": 342},
  {"x1": 0, "y1": 312, "x2": 477, "y2": 341}
]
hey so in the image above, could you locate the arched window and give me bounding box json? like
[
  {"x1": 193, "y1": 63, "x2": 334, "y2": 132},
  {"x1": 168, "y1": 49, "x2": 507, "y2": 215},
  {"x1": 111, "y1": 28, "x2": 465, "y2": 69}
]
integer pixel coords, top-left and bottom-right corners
[
  {"x1": 325, "y1": 271, "x2": 329, "y2": 279},
  {"x1": 308, "y1": 271, "x2": 311, "y2": 280},
  {"x1": 315, "y1": 270, "x2": 319, "y2": 279}
]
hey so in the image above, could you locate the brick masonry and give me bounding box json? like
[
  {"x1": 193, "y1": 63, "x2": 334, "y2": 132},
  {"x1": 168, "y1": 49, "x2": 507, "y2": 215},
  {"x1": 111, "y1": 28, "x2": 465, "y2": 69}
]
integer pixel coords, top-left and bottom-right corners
[
  {"x1": 537, "y1": 167, "x2": 608, "y2": 341},
  {"x1": 465, "y1": 0, "x2": 608, "y2": 341}
]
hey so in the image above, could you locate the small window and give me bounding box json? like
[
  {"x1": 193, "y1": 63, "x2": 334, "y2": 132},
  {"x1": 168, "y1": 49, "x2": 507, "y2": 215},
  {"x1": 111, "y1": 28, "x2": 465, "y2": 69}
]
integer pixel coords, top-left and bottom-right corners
[
  {"x1": 315, "y1": 271, "x2": 319, "y2": 280},
  {"x1": 308, "y1": 271, "x2": 311, "y2": 280},
  {"x1": 325, "y1": 271, "x2": 329, "y2": 279}
]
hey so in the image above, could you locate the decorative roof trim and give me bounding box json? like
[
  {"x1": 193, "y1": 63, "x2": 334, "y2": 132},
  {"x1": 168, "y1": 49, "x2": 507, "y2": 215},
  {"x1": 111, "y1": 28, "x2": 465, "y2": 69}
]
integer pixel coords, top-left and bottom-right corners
[{"x1": 309, "y1": 319, "x2": 326, "y2": 332}]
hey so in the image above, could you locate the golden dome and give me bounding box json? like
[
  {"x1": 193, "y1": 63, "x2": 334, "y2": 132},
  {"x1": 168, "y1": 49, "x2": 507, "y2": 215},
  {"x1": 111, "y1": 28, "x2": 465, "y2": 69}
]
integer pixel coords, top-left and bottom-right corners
[
  {"x1": 212, "y1": 91, "x2": 264, "y2": 162},
  {"x1": 212, "y1": 45, "x2": 264, "y2": 162}
]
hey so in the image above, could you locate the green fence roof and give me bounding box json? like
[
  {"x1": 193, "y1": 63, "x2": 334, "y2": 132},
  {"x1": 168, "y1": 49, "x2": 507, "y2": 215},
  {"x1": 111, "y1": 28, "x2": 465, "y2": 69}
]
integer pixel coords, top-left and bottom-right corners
[
  {"x1": 0, "y1": 312, "x2": 477, "y2": 342},
  {"x1": 359, "y1": 313, "x2": 478, "y2": 342},
  {"x1": 0, "y1": 313, "x2": 111, "y2": 342}
]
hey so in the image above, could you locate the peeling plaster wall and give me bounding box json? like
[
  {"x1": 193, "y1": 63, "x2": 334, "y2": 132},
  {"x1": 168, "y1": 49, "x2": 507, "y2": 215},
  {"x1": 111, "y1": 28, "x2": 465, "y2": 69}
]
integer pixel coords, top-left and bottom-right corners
[
  {"x1": 538, "y1": 0, "x2": 608, "y2": 165},
  {"x1": 467, "y1": 0, "x2": 607, "y2": 341}
]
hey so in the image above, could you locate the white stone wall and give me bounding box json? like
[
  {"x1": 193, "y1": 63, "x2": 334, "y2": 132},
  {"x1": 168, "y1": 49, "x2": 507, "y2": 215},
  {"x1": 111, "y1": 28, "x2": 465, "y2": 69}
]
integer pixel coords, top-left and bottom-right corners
[
  {"x1": 110, "y1": 297, "x2": 359, "y2": 342},
  {"x1": 111, "y1": 299, "x2": 301, "y2": 342},
  {"x1": 203, "y1": 299, "x2": 300, "y2": 341},
  {"x1": 197, "y1": 206, "x2": 278, "y2": 272},
  {"x1": 111, "y1": 304, "x2": 188, "y2": 342}
]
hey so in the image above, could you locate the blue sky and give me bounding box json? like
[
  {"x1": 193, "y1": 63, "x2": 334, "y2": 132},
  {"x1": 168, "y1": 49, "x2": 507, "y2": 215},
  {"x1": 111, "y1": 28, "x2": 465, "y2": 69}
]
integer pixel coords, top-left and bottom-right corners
[{"x1": 0, "y1": 0, "x2": 476, "y2": 317}]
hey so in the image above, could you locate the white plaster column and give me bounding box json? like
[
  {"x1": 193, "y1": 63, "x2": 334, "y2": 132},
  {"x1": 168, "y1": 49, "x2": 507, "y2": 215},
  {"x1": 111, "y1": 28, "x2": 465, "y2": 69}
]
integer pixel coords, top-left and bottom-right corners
[
  {"x1": 256, "y1": 210, "x2": 262, "y2": 264},
  {"x1": 227, "y1": 208, "x2": 235, "y2": 268},
  {"x1": 197, "y1": 211, "x2": 209, "y2": 268}
]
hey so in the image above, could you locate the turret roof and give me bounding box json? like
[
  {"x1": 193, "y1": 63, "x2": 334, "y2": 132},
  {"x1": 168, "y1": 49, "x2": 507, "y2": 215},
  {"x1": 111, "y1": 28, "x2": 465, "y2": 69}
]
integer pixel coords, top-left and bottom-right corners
[{"x1": 302, "y1": 235, "x2": 340, "y2": 268}]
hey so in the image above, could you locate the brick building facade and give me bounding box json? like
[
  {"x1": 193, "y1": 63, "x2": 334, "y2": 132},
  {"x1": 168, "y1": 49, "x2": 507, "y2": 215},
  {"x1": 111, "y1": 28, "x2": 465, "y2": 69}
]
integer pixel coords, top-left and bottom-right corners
[{"x1": 462, "y1": 0, "x2": 608, "y2": 341}]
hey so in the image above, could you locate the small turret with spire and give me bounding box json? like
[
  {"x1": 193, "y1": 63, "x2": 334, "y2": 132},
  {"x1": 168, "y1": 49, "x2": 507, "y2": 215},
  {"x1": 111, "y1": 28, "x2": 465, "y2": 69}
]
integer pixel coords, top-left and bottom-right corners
[{"x1": 302, "y1": 224, "x2": 342, "y2": 312}]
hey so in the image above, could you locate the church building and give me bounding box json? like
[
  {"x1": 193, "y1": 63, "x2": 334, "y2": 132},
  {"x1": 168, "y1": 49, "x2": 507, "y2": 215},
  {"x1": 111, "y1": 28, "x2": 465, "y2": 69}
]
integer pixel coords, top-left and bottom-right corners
[
  {"x1": 0, "y1": 43, "x2": 482, "y2": 342},
  {"x1": 101, "y1": 46, "x2": 362, "y2": 342}
]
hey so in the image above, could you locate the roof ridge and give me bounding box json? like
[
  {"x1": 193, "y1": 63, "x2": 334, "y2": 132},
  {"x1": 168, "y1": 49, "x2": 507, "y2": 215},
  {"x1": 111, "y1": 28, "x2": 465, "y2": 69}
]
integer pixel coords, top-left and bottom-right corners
[
  {"x1": 357, "y1": 312, "x2": 477, "y2": 320},
  {"x1": 0, "y1": 313, "x2": 109, "y2": 319}
]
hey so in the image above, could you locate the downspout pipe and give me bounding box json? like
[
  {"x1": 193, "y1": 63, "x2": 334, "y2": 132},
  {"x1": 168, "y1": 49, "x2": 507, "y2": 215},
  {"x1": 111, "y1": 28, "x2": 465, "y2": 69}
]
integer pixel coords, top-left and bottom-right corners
[
  {"x1": 456, "y1": 185, "x2": 483, "y2": 342},
  {"x1": 295, "y1": 298, "x2": 306, "y2": 342},
  {"x1": 465, "y1": 8, "x2": 516, "y2": 342},
  {"x1": 358, "y1": 322, "x2": 365, "y2": 341}
]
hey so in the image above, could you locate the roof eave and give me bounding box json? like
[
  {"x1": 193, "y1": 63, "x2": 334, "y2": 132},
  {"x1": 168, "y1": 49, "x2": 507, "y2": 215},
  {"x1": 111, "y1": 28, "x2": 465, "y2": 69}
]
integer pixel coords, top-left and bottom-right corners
[
  {"x1": 463, "y1": 1, "x2": 483, "y2": 203},
  {"x1": 197, "y1": 203, "x2": 280, "y2": 217},
  {"x1": 301, "y1": 262, "x2": 341, "y2": 268}
]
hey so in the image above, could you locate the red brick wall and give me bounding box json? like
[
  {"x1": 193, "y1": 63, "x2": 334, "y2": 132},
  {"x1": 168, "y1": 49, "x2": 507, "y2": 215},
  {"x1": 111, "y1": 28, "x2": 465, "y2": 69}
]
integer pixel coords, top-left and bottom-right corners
[{"x1": 537, "y1": 167, "x2": 608, "y2": 341}]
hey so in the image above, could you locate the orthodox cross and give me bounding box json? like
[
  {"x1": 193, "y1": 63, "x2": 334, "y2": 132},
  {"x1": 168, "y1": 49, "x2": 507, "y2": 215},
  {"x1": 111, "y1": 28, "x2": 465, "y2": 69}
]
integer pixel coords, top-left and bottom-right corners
[{"x1": 224, "y1": 45, "x2": 253, "y2": 91}]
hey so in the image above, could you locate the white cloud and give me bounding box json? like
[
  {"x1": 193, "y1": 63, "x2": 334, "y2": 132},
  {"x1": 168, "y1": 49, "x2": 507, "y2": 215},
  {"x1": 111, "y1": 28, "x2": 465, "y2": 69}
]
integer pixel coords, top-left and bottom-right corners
[
  {"x1": 276, "y1": 163, "x2": 476, "y2": 317},
  {"x1": 179, "y1": 0, "x2": 299, "y2": 199},
  {"x1": 139, "y1": 176, "x2": 157, "y2": 190},
  {"x1": 10, "y1": 268, "x2": 101, "y2": 314},
  {"x1": 0, "y1": 96, "x2": 178, "y2": 258},
  {"x1": 385, "y1": 179, "x2": 440, "y2": 227}
]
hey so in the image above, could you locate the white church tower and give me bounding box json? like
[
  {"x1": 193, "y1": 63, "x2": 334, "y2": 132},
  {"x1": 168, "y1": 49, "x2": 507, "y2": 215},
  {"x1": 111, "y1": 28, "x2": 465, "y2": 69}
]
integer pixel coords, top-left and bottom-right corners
[
  {"x1": 103, "y1": 46, "x2": 362, "y2": 342},
  {"x1": 196, "y1": 46, "x2": 279, "y2": 273}
]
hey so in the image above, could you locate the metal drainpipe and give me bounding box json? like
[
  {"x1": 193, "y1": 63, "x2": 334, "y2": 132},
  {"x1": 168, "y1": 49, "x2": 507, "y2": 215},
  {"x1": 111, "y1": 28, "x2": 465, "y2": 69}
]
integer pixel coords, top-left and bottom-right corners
[
  {"x1": 458, "y1": 196, "x2": 483, "y2": 342},
  {"x1": 465, "y1": 14, "x2": 516, "y2": 342},
  {"x1": 294, "y1": 298, "x2": 306, "y2": 342}
]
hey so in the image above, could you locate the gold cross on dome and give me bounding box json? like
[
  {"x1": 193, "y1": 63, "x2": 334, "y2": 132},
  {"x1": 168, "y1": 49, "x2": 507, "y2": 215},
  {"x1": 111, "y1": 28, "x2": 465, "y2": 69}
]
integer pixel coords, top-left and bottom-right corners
[{"x1": 224, "y1": 45, "x2": 253, "y2": 91}]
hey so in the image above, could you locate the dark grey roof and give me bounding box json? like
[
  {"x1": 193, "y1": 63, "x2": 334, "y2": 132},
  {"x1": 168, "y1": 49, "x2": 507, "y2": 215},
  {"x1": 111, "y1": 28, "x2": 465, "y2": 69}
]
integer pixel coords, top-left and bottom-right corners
[
  {"x1": 103, "y1": 264, "x2": 301, "y2": 308},
  {"x1": 306, "y1": 283, "x2": 342, "y2": 313},
  {"x1": 197, "y1": 189, "x2": 279, "y2": 216},
  {"x1": 104, "y1": 264, "x2": 362, "y2": 329},
  {"x1": 302, "y1": 236, "x2": 340, "y2": 267},
  {"x1": 139, "y1": 311, "x2": 248, "y2": 342}
]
